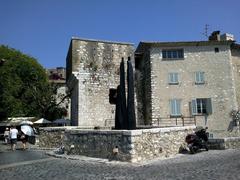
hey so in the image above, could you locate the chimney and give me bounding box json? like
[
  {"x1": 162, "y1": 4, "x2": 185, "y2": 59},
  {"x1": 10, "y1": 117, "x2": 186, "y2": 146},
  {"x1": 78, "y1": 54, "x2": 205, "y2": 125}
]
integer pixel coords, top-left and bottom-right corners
[
  {"x1": 220, "y1": 33, "x2": 234, "y2": 41},
  {"x1": 208, "y1": 31, "x2": 221, "y2": 41}
]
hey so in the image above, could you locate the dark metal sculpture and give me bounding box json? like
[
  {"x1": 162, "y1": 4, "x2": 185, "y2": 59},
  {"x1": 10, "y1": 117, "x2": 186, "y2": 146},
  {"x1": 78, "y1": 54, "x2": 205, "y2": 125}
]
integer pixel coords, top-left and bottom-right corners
[
  {"x1": 115, "y1": 58, "x2": 127, "y2": 129},
  {"x1": 114, "y1": 57, "x2": 136, "y2": 130},
  {"x1": 127, "y1": 57, "x2": 136, "y2": 130}
]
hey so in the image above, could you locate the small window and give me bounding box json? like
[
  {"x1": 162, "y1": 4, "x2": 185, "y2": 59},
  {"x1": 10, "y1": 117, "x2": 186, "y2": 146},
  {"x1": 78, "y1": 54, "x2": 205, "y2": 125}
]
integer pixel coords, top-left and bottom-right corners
[
  {"x1": 109, "y1": 88, "x2": 117, "y2": 104},
  {"x1": 214, "y1": 47, "x2": 219, "y2": 53},
  {"x1": 191, "y1": 98, "x2": 212, "y2": 115},
  {"x1": 162, "y1": 49, "x2": 184, "y2": 60},
  {"x1": 195, "y1": 71, "x2": 205, "y2": 84},
  {"x1": 167, "y1": 51, "x2": 172, "y2": 58},
  {"x1": 162, "y1": 51, "x2": 167, "y2": 59},
  {"x1": 168, "y1": 73, "x2": 179, "y2": 85},
  {"x1": 172, "y1": 51, "x2": 177, "y2": 58},
  {"x1": 170, "y1": 99, "x2": 181, "y2": 116}
]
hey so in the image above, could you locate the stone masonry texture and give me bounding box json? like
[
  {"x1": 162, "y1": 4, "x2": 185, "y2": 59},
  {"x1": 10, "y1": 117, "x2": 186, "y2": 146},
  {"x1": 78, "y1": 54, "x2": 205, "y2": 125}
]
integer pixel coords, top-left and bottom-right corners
[
  {"x1": 38, "y1": 126, "x2": 196, "y2": 162},
  {"x1": 66, "y1": 37, "x2": 240, "y2": 138},
  {"x1": 135, "y1": 42, "x2": 240, "y2": 138},
  {"x1": 66, "y1": 38, "x2": 134, "y2": 127}
]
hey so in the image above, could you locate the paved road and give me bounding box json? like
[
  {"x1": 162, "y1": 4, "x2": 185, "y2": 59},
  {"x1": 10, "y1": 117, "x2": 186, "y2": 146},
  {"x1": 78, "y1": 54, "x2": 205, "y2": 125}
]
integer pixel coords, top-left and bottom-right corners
[{"x1": 0, "y1": 143, "x2": 240, "y2": 180}]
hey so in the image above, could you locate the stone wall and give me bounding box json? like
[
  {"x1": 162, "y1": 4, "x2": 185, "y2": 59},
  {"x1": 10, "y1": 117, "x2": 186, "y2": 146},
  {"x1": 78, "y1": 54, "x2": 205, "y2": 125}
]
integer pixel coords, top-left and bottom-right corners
[
  {"x1": 38, "y1": 126, "x2": 195, "y2": 162},
  {"x1": 128, "y1": 126, "x2": 194, "y2": 162},
  {"x1": 38, "y1": 127, "x2": 72, "y2": 148},
  {"x1": 224, "y1": 137, "x2": 240, "y2": 149},
  {"x1": 208, "y1": 136, "x2": 240, "y2": 149},
  {"x1": 231, "y1": 48, "x2": 240, "y2": 108},
  {"x1": 135, "y1": 51, "x2": 152, "y2": 125},
  {"x1": 66, "y1": 38, "x2": 134, "y2": 127}
]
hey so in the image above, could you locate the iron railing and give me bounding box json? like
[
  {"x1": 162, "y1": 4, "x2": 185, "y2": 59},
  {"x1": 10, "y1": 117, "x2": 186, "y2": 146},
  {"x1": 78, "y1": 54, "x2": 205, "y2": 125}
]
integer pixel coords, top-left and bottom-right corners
[
  {"x1": 104, "y1": 116, "x2": 196, "y2": 128},
  {"x1": 152, "y1": 116, "x2": 196, "y2": 127}
]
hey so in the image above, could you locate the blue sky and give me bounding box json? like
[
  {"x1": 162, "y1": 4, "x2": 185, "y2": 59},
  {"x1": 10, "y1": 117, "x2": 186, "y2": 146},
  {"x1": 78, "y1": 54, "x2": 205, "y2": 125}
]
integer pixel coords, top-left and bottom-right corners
[{"x1": 1, "y1": 0, "x2": 239, "y2": 68}]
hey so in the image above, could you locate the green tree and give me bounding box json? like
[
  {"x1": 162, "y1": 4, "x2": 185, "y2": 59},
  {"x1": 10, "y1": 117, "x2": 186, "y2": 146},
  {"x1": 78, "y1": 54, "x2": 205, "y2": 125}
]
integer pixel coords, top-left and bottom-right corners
[{"x1": 0, "y1": 45, "x2": 68, "y2": 121}]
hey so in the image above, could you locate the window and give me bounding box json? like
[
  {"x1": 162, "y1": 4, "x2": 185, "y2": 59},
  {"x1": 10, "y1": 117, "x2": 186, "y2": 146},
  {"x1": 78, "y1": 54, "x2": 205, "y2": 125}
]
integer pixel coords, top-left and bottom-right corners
[
  {"x1": 170, "y1": 99, "x2": 181, "y2": 116},
  {"x1": 191, "y1": 98, "x2": 212, "y2": 115},
  {"x1": 109, "y1": 88, "x2": 117, "y2": 104},
  {"x1": 195, "y1": 71, "x2": 205, "y2": 84},
  {"x1": 214, "y1": 47, "x2": 219, "y2": 53},
  {"x1": 168, "y1": 73, "x2": 179, "y2": 85},
  {"x1": 162, "y1": 49, "x2": 184, "y2": 59}
]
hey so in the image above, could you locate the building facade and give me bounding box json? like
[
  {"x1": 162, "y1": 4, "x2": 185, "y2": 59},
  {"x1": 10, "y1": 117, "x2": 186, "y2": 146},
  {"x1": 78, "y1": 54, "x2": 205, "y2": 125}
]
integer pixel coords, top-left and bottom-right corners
[
  {"x1": 46, "y1": 67, "x2": 70, "y2": 119},
  {"x1": 66, "y1": 37, "x2": 134, "y2": 126},
  {"x1": 66, "y1": 32, "x2": 240, "y2": 137},
  {"x1": 135, "y1": 33, "x2": 240, "y2": 137}
]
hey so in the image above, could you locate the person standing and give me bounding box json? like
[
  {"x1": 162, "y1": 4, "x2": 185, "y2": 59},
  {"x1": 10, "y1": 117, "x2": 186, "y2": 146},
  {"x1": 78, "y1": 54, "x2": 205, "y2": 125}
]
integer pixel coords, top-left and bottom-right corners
[
  {"x1": 9, "y1": 126, "x2": 18, "y2": 150},
  {"x1": 3, "y1": 127, "x2": 10, "y2": 144},
  {"x1": 19, "y1": 130, "x2": 28, "y2": 150}
]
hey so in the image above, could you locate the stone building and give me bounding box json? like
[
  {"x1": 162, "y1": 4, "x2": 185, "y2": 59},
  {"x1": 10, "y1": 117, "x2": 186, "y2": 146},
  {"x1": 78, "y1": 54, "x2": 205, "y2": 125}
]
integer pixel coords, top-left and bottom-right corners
[
  {"x1": 66, "y1": 32, "x2": 240, "y2": 137},
  {"x1": 66, "y1": 37, "x2": 134, "y2": 126},
  {"x1": 47, "y1": 67, "x2": 66, "y2": 80},
  {"x1": 135, "y1": 32, "x2": 240, "y2": 137},
  {"x1": 46, "y1": 67, "x2": 70, "y2": 119}
]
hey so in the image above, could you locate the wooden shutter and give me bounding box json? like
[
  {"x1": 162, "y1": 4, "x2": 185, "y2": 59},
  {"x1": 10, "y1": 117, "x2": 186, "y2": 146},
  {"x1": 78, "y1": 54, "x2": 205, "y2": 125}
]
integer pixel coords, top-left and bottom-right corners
[
  {"x1": 191, "y1": 99, "x2": 197, "y2": 115},
  {"x1": 170, "y1": 99, "x2": 181, "y2": 116},
  {"x1": 176, "y1": 100, "x2": 181, "y2": 115},
  {"x1": 174, "y1": 73, "x2": 179, "y2": 83},
  {"x1": 206, "y1": 98, "x2": 212, "y2": 115},
  {"x1": 200, "y1": 72, "x2": 205, "y2": 82},
  {"x1": 170, "y1": 99, "x2": 175, "y2": 115},
  {"x1": 195, "y1": 72, "x2": 199, "y2": 83}
]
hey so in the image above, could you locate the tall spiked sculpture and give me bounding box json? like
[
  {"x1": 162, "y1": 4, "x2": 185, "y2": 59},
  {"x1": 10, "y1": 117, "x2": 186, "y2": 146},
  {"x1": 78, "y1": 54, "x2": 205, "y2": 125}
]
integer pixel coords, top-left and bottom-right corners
[
  {"x1": 127, "y1": 57, "x2": 136, "y2": 130},
  {"x1": 114, "y1": 57, "x2": 136, "y2": 130},
  {"x1": 115, "y1": 58, "x2": 127, "y2": 129}
]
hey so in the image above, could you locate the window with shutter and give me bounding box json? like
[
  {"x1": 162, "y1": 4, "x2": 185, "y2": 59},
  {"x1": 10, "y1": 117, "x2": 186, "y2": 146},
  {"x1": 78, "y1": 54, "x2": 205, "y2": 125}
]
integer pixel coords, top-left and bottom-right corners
[
  {"x1": 170, "y1": 99, "x2": 181, "y2": 116},
  {"x1": 191, "y1": 98, "x2": 212, "y2": 115},
  {"x1": 168, "y1": 73, "x2": 179, "y2": 85},
  {"x1": 162, "y1": 49, "x2": 184, "y2": 60},
  {"x1": 195, "y1": 71, "x2": 205, "y2": 84}
]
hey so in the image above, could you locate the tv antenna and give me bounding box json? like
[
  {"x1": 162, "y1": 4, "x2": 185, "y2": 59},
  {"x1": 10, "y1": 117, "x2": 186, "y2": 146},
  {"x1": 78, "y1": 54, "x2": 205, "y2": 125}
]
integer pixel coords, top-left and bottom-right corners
[{"x1": 202, "y1": 24, "x2": 210, "y2": 39}]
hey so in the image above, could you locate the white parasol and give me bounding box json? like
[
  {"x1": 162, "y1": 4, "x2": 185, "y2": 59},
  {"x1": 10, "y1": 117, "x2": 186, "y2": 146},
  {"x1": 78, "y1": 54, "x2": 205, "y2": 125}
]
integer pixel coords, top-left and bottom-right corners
[
  {"x1": 53, "y1": 119, "x2": 70, "y2": 125},
  {"x1": 34, "y1": 118, "x2": 52, "y2": 124},
  {"x1": 21, "y1": 125, "x2": 35, "y2": 136},
  {"x1": 19, "y1": 120, "x2": 33, "y2": 126}
]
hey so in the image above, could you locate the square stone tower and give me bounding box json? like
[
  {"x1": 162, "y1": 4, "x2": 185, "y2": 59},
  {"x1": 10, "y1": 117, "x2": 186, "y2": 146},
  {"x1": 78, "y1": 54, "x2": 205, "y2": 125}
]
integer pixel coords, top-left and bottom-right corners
[{"x1": 66, "y1": 38, "x2": 134, "y2": 126}]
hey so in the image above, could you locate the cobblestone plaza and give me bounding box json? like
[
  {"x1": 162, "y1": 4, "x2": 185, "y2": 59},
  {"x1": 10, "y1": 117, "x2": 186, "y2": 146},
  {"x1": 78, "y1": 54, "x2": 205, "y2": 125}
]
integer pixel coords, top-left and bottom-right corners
[{"x1": 0, "y1": 142, "x2": 240, "y2": 180}]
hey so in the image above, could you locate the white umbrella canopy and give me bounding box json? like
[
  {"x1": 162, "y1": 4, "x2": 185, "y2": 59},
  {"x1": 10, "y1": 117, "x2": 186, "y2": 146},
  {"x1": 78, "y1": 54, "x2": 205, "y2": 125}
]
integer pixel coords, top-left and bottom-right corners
[
  {"x1": 34, "y1": 118, "x2": 52, "y2": 124},
  {"x1": 53, "y1": 119, "x2": 70, "y2": 125},
  {"x1": 21, "y1": 125, "x2": 35, "y2": 136},
  {"x1": 19, "y1": 120, "x2": 33, "y2": 126}
]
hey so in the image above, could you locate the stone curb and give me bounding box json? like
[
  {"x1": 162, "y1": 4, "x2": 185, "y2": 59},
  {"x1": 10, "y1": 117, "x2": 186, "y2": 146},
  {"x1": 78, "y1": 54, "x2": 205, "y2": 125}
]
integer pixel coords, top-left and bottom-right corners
[
  {"x1": 44, "y1": 150, "x2": 186, "y2": 166},
  {"x1": 45, "y1": 151, "x2": 135, "y2": 165}
]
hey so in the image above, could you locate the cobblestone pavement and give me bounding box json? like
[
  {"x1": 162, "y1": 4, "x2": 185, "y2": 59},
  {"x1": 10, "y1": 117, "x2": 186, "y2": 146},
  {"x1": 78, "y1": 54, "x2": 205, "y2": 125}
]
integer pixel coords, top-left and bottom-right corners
[{"x1": 0, "y1": 144, "x2": 240, "y2": 180}]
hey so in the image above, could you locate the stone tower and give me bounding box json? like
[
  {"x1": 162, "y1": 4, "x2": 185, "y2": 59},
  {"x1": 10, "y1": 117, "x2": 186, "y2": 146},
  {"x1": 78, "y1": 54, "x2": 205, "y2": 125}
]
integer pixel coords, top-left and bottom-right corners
[{"x1": 66, "y1": 37, "x2": 134, "y2": 126}]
